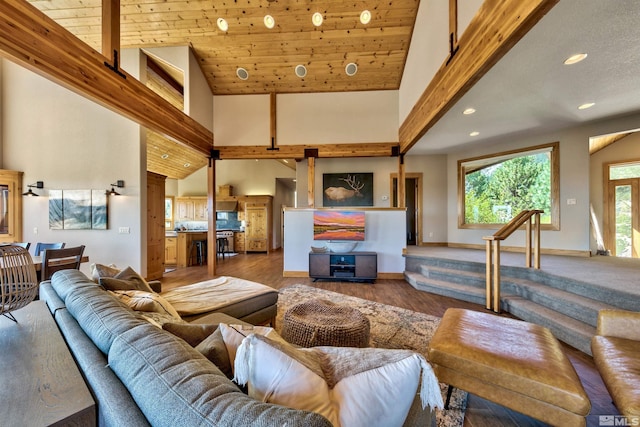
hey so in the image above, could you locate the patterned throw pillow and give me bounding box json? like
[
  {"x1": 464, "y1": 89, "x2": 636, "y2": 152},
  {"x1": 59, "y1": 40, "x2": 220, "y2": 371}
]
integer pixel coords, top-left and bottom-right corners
[
  {"x1": 99, "y1": 266, "x2": 154, "y2": 293},
  {"x1": 109, "y1": 290, "x2": 181, "y2": 319}
]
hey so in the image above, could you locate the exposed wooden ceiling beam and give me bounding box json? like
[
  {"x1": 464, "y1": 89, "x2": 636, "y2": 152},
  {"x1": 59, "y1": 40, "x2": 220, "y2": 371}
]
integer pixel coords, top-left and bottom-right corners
[
  {"x1": 0, "y1": 0, "x2": 213, "y2": 156},
  {"x1": 216, "y1": 143, "x2": 398, "y2": 160},
  {"x1": 399, "y1": 0, "x2": 559, "y2": 153}
]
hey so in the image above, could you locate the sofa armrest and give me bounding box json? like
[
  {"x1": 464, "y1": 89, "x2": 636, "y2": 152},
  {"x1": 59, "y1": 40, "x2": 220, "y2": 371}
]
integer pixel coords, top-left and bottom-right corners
[
  {"x1": 148, "y1": 280, "x2": 162, "y2": 293},
  {"x1": 596, "y1": 309, "x2": 640, "y2": 340}
]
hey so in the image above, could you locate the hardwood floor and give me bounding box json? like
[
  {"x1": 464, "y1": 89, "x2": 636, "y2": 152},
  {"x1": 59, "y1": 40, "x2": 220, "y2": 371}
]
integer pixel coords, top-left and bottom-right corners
[{"x1": 161, "y1": 250, "x2": 619, "y2": 427}]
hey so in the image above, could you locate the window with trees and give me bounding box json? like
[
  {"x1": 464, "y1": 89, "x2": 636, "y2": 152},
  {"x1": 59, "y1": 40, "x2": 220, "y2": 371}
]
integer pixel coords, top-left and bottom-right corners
[{"x1": 458, "y1": 142, "x2": 559, "y2": 229}]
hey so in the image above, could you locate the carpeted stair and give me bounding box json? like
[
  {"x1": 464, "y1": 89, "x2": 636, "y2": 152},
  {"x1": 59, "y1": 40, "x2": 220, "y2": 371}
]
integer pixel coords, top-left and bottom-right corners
[{"x1": 404, "y1": 255, "x2": 635, "y2": 355}]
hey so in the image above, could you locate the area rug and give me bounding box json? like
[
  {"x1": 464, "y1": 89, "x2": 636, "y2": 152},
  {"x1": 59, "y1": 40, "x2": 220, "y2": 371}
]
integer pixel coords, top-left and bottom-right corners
[{"x1": 276, "y1": 284, "x2": 467, "y2": 427}]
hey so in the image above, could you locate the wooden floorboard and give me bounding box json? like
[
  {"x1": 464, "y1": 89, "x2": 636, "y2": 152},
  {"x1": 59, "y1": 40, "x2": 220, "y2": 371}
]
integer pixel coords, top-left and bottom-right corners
[{"x1": 160, "y1": 250, "x2": 619, "y2": 427}]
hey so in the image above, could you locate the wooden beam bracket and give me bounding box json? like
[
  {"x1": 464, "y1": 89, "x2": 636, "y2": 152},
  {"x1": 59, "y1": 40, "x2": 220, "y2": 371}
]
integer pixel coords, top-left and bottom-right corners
[
  {"x1": 304, "y1": 148, "x2": 318, "y2": 158},
  {"x1": 209, "y1": 149, "x2": 220, "y2": 166},
  {"x1": 266, "y1": 137, "x2": 279, "y2": 151},
  {"x1": 104, "y1": 49, "x2": 126, "y2": 79},
  {"x1": 446, "y1": 33, "x2": 460, "y2": 65}
]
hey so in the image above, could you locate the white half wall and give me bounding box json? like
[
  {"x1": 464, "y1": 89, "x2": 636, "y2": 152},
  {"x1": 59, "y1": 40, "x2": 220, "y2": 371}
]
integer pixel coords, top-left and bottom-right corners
[{"x1": 283, "y1": 208, "x2": 406, "y2": 275}]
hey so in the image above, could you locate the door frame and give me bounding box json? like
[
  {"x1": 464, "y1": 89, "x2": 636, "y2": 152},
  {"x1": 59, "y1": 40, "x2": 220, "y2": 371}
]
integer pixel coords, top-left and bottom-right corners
[
  {"x1": 390, "y1": 173, "x2": 423, "y2": 245},
  {"x1": 603, "y1": 159, "x2": 640, "y2": 257}
]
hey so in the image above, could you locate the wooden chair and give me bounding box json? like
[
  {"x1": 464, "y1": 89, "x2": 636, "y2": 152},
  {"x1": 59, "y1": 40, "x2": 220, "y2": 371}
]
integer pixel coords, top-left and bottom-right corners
[
  {"x1": 34, "y1": 242, "x2": 65, "y2": 256},
  {"x1": 41, "y1": 245, "x2": 85, "y2": 281}
]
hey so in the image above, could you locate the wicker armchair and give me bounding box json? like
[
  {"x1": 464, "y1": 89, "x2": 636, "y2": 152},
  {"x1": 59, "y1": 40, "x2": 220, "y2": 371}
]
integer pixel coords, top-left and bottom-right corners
[{"x1": 0, "y1": 245, "x2": 39, "y2": 322}]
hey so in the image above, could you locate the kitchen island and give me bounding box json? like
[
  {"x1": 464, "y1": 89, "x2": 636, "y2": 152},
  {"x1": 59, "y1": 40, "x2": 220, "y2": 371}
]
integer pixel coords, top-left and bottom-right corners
[{"x1": 175, "y1": 230, "x2": 208, "y2": 268}]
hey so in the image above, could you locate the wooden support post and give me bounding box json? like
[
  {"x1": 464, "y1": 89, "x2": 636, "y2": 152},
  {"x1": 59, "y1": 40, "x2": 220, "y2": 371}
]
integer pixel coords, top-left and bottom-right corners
[
  {"x1": 102, "y1": 0, "x2": 120, "y2": 63},
  {"x1": 398, "y1": 154, "x2": 406, "y2": 209},
  {"x1": 485, "y1": 239, "x2": 492, "y2": 310},
  {"x1": 207, "y1": 159, "x2": 217, "y2": 276},
  {"x1": 492, "y1": 240, "x2": 501, "y2": 313},
  {"x1": 307, "y1": 157, "x2": 315, "y2": 208}
]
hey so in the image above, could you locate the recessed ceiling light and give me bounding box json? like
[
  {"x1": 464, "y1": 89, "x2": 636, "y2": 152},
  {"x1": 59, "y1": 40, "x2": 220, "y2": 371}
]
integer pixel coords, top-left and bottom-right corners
[
  {"x1": 345, "y1": 62, "x2": 358, "y2": 76},
  {"x1": 264, "y1": 15, "x2": 275, "y2": 29},
  {"x1": 360, "y1": 10, "x2": 371, "y2": 25},
  {"x1": 578, "y1": 102, "x2": 595, "y2": 110},
  {"x1": 470, "y1": 131, "x2": 480, "y2": 137},
  {"x1": 217, "y1": 18, "x2": 228, "y2": 32},
  {"x1": 463, "y1": 108, "x2": 476, "y2": 115},
  {"x1": 236, "y1": 67, "x2": 249, "y2": 80},
  {"x1": 184, "y1": 163, "x2": 191, "y2": 168},
  {"x1": 295, "y1": 64, "x2": 307, "y2": 78},
  {"x1": 283, "y1": 160, "x2": 289, "y2": 164},
  {"x1": 564, "y1": 53, "x2": 588, "y2": 65},
  {"x1": 161, "y1": 154, "x2": 169, "y2": 159},
  {"x1": 312, "y1": 12, "x2": 323, "y2": 27}
]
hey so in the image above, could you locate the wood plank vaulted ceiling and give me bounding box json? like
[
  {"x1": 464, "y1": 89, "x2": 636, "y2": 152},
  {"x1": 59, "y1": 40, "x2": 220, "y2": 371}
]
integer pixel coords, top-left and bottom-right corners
[
  {"x1": 29, "y1": 0, "x2": 420, "y2": 95},
  {"x1": 27, "y1": 0, "x2": 419, "y2": 179}
]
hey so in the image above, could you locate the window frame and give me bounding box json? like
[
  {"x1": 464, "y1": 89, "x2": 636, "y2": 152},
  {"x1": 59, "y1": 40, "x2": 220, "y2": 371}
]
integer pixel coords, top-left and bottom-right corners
[{"x1": 457, "y1": 141, "x2": 560, "y2": 230}]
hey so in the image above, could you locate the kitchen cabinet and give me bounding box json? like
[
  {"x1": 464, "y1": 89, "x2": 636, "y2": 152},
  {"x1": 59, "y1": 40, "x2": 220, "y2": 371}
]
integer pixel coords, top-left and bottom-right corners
[
  {"x1": 165, "y1": 237, "x2": 177, "y2": 265},
  {"x1": 234, "y1": 232, "x2": 245, "y2": 253},
  {"x1": 176, "y1": 197, "x2": 207, "y2": 221},
  {"x1": 0, "y1": 170, "x2": 23, "y2": 243},
  {"x1": 244, "y1": 196, "x2": 272, "y2": 253}
]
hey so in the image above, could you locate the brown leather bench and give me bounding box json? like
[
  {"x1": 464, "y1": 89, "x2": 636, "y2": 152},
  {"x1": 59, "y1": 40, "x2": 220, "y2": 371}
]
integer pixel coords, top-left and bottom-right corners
[{"x1": 428, "y1": 308, "x2": 591, "y2": 427}]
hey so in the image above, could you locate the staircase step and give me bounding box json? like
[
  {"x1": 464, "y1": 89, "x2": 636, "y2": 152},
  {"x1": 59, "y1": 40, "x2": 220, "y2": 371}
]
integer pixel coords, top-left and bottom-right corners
[
  {"x1": 502, "y1": 277, "x2": 618, "y2": 327},
  {"x1": 404, "y1": 271, "x2": 487, "y2": 306},
  {"x1": 503, "y1": 297, "x2": 596, "y2": 355},
  {"x1": 419, "y1": 265, "x2": 486, "y2": 289}
]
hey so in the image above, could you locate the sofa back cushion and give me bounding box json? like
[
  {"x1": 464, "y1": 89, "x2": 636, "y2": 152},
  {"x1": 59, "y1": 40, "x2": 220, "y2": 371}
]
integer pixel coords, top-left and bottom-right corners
[
  {"x1": 54, "y1": 271, "x2": 147, "y2": 354},
  {"x1": 109, "y1": 323, "x2": 332, "y2": 427}
]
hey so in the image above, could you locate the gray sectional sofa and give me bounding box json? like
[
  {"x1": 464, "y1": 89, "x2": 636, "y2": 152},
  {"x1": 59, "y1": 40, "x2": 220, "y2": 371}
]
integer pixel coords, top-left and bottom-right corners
[{"x1": 39, "y1": 269, "x2": 332, "y2": 427}]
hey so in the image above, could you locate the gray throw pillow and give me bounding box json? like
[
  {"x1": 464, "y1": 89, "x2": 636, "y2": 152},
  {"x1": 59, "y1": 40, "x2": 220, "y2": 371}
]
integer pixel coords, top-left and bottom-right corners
[
  {"x1": 162, "y1": 322, "x2": 217, "y2": 347},
  {"x1": 196, "y1": 328, "x2": 233, "y2": 379}
]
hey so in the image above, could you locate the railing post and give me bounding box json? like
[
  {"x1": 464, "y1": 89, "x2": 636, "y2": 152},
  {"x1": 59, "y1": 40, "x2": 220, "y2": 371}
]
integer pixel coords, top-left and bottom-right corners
[
  {"x1": 525, "y1": 217, "x2": 532, "y2": 268},
  {"x1": 492, "y1": 239, "x2": 501, "y2": 313},
  {"x1": 485, "y1": 239, "x2": 492, "y2": 310},
  {"x1": 534, "y1": 212, "x2": 541, "y2": 269}
]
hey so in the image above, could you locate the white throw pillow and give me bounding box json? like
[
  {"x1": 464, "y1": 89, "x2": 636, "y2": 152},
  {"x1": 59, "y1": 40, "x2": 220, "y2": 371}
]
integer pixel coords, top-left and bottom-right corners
[
  {"x1": 234, "y1": 334, "x2": 444, "y2": 427},
  {"x1": 109, "y1": 290, "x2": 181, "y2": 319}
]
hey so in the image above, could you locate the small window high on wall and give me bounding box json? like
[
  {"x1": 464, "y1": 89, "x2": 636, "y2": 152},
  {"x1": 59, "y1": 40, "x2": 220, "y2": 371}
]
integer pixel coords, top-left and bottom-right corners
[{"x1": 458, "y1": 142, "x2": 559, "y2": 230}]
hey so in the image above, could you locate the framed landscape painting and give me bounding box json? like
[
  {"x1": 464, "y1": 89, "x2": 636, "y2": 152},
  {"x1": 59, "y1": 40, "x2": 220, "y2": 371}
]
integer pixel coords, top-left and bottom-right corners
[
  {"x1": 322, "y1": 173, "x2": 373, "y2": 207},
  {"x1": 48, "y1": 189, "x2": 108, "y2": 230}
]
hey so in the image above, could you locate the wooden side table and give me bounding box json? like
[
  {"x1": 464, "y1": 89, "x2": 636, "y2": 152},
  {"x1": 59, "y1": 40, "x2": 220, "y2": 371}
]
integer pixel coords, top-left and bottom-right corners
[{"x1": 0, "y1": 301, "x2": 96, "y2": 426}]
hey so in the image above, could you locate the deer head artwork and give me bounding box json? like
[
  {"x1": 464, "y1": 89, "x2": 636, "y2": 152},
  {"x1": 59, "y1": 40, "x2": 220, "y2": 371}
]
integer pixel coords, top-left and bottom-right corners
[{"x1": 324, "y1": 175, "x2": 365, "y2": 202}]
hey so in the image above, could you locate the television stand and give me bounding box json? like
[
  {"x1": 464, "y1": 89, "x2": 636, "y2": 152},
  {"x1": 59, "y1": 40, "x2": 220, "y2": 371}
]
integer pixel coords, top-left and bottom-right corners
[{"x1": 309, "y1": 251, "x2": 377, "y2": 283}]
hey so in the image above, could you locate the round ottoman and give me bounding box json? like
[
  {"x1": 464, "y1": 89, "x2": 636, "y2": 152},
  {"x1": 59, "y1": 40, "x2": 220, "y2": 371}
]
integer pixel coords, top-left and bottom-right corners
[{"x1": 281, "y1": 299, "x2": 370, "y2": 348}]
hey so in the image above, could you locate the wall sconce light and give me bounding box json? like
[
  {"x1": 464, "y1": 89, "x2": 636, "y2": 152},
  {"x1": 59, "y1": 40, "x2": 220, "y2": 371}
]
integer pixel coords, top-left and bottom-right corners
[
  {"x1": 22, "y1": 181, "x2": 44, "y2": 197},
  {"x1": 106, "y1": 180, "x2": 125, "y2": 196}
]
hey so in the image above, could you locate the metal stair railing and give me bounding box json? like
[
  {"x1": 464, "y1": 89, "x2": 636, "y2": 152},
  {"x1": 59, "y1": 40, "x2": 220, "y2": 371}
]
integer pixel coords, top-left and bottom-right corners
[{"x1": 482, "y1": 209, "x2": 543, "y2": 313}]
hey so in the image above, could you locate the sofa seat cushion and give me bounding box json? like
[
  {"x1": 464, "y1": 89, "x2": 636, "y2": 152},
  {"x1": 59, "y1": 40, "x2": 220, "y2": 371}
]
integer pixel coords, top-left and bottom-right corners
[
  {"x1": 592, "y1": 335, "x2": 640, "y2": 417},
  {"x1": 109, "y1": 323, "x2": 332, "y2": 427},
  {"x1": 234, "y1": 334, "x2": 443, "y2": 427}
]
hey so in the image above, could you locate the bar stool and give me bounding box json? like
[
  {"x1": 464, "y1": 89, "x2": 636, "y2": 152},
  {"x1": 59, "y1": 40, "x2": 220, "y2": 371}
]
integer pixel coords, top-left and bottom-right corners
[
  {"x1": 216, "y1": 237, "x2": 229, "y2": 260},
  {"x1": 190, "y1": 239, "x2": 207, "y2": 266}
]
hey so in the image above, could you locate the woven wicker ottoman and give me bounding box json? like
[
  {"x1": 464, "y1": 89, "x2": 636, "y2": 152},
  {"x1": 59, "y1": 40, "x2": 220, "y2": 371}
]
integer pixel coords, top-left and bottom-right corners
[{"x1": 281, "y1": 299, "x2": 370, "y2": 348}]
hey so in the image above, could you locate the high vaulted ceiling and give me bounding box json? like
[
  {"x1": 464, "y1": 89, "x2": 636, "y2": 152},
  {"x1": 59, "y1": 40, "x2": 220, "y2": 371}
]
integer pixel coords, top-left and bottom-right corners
[{"x1": 29, "y1": 0, "x2": 419, "y2": 95}]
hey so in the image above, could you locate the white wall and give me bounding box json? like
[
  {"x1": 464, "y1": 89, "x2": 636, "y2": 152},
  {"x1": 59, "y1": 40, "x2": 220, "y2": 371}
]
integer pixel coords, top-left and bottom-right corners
[
  {"x1": 213, "y1": 91, "x2": 398, "y2": 147},
  {"x1": 283, "y1": 208, "x2": 406, "y2": 275},
  {"x1": 445, "y1": 111, "x2": 640, "y2": 253},
  {"x1": 1, "y1": 58, "x2": 144, "y2": 275}
]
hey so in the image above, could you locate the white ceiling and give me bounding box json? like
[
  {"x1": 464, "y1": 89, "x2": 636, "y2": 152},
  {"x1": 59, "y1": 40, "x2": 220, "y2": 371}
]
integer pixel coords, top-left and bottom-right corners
[{"x1": 407, "y1": 0, "x2": 640, "y2": 155}]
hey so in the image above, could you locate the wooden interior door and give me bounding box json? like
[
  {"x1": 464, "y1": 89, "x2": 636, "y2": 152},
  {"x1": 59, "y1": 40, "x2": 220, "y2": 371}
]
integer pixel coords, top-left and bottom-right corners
[
  {"x1": 147, "y1": 172, "x2": 166, "y2": 279},
  {"x1": 245, "y1": 205, "x2": 269, "y2": 253}
]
